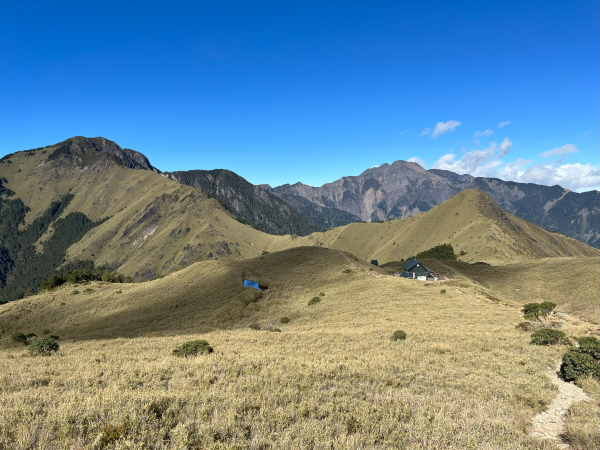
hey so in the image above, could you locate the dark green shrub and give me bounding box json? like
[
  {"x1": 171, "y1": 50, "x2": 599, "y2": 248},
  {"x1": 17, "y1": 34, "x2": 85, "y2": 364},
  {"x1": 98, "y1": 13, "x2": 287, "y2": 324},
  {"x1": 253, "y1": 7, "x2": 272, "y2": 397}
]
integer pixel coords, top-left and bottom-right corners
[
  {"x1": 84, "y1": 288, "x2": 95, "y2": 293},
  {"x1": 319, "y1": 292, "x2": 325, "y2": 297},
  {"x1": 530, "y1": 329, "x2": 571, "y2": 346},
  {"x1": 249, "y1": 323, "x2": 260, "y2": 330},
  {"x1": 28, "y1": 338, "x2": 59, "y2": 356},
  {"x1": 440, "y1": 289, "x2": 446, "y2": 294},
  {"x1": 515, "y1": 322, "x2": 534, "y2": 332},
  {"x1": 392, "y1": 330, "x2": 407, "y2": 341},
  {"x1": 308, "y1": 297, "x2": 321, "y2": 306},
  {"x1": 11, "y1": 332, "x2": 28, "y2": 345},
  {"x1": 42, "y1": 329, "x2": 50, "y2": 335},
  {"x1": 280, "y1": 317, "x2": 290, "y2": 324},
  {"x1": 269, "y1": 328, "x2": 282, "y2": 332},
  {"x1": 522, "y1": 302, "x2": 556, "y2": 322},
  {"x1": 172, "y1": 340, "x2": 213, "y2": 357},
  {"x1": 578, "y1": 336, "x2": 600, "y2": 359},
  {"x1": 560, "y1": 350, "x2": 600, "y2": 382},
  {"x1": 26, "y1": 333, "x2": 37, "y2": 339},
  {"x1": 71, "y1": 290, "x2": 80, "y2": 295},
  {"x1": 49, "y1": 335, "x2": 60, "y2": 340}
]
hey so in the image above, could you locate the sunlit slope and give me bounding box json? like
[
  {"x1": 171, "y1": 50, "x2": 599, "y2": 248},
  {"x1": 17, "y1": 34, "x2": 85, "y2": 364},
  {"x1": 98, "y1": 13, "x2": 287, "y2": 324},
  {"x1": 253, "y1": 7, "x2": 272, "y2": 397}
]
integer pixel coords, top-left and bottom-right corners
[
  {"x1": 420, "y1": 256, "x2": 600, "y2": 321},
  {"x1": 0, "y1": 247, "x2": 375, "y2": 339},
  {"x1": 0, "y1": 140, "x2": 286, "y2": 279},
  {"x1": 268, "y1": 190, "x2": 599, "y2": 265}
]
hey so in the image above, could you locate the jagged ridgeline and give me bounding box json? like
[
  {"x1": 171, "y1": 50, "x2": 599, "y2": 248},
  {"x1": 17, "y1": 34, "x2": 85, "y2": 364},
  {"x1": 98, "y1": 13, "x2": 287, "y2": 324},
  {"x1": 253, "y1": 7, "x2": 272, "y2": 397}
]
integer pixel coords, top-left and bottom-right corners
[
  {"x1": 0, "y1": 178, "x2": 108, "y2": 302},
  {"x1": 166, "y1": 169, "x2": 361, "y2": 236}
]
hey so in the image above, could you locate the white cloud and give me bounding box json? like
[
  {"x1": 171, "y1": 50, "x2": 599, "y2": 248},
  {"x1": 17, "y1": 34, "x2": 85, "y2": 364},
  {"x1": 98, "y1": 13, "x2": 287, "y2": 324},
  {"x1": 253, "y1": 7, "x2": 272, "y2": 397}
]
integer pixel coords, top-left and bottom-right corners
[
  {"x1": 498, "y1": 121, "x2": 511, "y2": 129},
  {"x1": 399, "y1": 130, "x2": 410, "y2": 135},
  {"x1": 583, "y1": 130, "x2": 593, "y2": 137},
  {"x1": 473, "y1": 129, "x2": 493, "y2": 139},
  {"x1": 408, "y1": 157, "x2": 426, "y2": 168},
  {"x1": 539, "y1": 144, "x2": 578, "y2": 159},
  {"x1": 431, "y1": 141, "x2": 599, "y2": 191},
  {"x1": 498, "y1": 138, "x2": 513, "y2": 158},
  {"x1": 421, "y1": 120, "x2": 461, "y2": 138}
]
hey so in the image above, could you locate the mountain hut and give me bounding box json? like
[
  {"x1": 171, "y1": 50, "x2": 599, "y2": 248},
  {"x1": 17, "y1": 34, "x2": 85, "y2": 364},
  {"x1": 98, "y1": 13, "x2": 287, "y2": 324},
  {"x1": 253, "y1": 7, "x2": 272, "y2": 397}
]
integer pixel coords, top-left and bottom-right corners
[{"x1": 400, "y1": 259, "x2": 436, "y2": 281}]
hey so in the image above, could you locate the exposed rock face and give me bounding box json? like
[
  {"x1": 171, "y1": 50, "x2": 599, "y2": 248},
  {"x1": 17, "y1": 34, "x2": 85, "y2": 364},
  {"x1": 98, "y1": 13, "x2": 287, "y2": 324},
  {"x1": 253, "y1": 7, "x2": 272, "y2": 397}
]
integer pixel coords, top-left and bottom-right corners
[{"x1": 271, "y1": 161, "x2": 600, "y2": 248}]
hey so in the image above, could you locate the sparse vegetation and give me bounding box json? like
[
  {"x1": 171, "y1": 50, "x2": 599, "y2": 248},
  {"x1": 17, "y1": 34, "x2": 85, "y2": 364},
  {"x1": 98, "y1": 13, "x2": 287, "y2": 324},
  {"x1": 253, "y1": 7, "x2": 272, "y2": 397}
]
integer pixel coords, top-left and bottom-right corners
[
  {"x1": 280, "y1": 317, "x2": 290, "y2": 324},
  {"x1": 27, "y1": 337, "x2": 59, "y2": 356},
  {"x1": 530, "y1": 329, "x2": 571, "y2": 346},
  {"x1": 10, "y1": 331, "x2": 27, "y2": 345},
  {"x1": 440, "y1": 289, "x2": 446, "y2": 294},
  {"x1": 391, "y1": 330, "x2": 406, "y2": 341},
  {"x1": 308, "y1": 296, "x2": 321, "y2": 306},
  {"x1": 172, "y1": 340, "x2": 213, "y2": 357}
]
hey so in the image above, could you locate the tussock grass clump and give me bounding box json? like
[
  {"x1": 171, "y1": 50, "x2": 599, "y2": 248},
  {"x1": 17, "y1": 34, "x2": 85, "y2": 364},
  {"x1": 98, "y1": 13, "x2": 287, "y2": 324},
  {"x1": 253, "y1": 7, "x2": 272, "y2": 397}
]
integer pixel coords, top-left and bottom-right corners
[
  {"x1": 530, "y1": 329, "x2": 571, "y2": 346},
  {"x1": 95, "y1": 424, "x2": 126, "y2": 448},
  {"x1": 308, "y1": 296, "x2": 321, "y2": 306},
  {"x1": 515, "y1": 322, "x2": 534, "y2": 332},
  {"x1": 172, "y1": 340, "x2": 213, "y2": 358},
  {"x1": 280, "y1": 317, "x2": 290, "y2": 324},
  {"x1": 27, "y1": 338, "x2": 59, "y2": 356},
  {"x1": 391, "y1": 330, "x2": 406, "y2": 341}
]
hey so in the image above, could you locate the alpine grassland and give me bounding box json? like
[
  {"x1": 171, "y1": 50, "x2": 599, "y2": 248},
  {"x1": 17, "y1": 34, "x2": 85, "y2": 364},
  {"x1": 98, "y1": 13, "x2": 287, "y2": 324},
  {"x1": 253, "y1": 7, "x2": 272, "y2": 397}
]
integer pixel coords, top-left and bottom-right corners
[{"x1": 1, "y1": 247, "x2": 598, "y2": 448}]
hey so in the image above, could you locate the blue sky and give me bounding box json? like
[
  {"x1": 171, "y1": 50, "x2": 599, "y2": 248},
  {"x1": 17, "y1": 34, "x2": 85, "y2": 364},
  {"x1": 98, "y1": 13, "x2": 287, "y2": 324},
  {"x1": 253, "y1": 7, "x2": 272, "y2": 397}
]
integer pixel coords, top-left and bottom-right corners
[{"x1": 1, "y1": 1, "x2": 598, "y2": 191}]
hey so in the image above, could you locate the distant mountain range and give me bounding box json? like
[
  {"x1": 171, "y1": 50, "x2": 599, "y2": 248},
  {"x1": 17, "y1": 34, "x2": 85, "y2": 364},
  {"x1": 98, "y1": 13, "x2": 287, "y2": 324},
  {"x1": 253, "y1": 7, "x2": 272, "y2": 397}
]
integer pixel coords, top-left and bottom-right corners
[{"x1": 265, "y1": 160, "x2": 600, "y2": 249}]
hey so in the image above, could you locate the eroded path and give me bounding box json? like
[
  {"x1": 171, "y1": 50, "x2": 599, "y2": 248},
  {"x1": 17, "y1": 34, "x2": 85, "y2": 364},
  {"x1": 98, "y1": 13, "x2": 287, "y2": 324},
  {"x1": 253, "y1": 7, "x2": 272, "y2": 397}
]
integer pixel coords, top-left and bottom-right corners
[{"x1": 528, "y1": 364, "x2": 592, "y2": 448}]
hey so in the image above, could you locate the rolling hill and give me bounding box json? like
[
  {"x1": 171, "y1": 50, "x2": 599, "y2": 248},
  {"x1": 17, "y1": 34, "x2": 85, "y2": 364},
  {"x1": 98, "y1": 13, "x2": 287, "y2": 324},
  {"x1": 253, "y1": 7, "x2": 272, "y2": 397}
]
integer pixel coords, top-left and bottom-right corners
[{"x1": 268, "y1": 190, "x2": 599, "y2": 266}]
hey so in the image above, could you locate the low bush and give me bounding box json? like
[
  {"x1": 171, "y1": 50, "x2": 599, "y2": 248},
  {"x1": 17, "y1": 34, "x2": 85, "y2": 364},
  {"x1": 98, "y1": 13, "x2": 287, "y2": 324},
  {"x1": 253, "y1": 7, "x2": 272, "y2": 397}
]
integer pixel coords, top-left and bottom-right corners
[
  {"x1": 522, "y1": 302, "x2": 556, "y2": 322},
  {"x1": 172, "y1": 340, "x2": 213, "y2": 358},
  {"x1": 269, "y1": 328, "x2": 282, "y2": 333},
  {"x1": 319, "y1": 292, "x2": 325, "y2": 297},
  {"x1": 343, "y1": 269, "x2": 353, "y2": 274},
  {"x1": 49, "y1": 335, "x2": 60, "y2": 340},
  {"x1": 71, "y1": 290, "x2": 80, "y2": 295},
  {"x1": 530, "y1": 329, "x2": 571, "y2": 346},
  {"x1": 42, "y1": 329, "x2": 50, "y2": 335},
  {"x1": 308, "y1": 297, "x2": 321, "y2": 306},
  {"x1": 28, "y1": 338, "x2": 59, "y2": 356},
  {"x1": 249, "y1": 323, "x2": 260, "y2": 330},
  {"x1": 10, "y1": 332, "x2": 28, "y2": 345},
  {"x1": 515, "y1": 322, "x2": 534, "y2": 332},
  {"x1": 280, "y1": 317, "x2": 290, "y2": 324},
  {"x1": 440, "y1": 289, "x2": 446, "y2": 294},
  {"x1": 84, "y1": 288, "x2": 95, "y2": 293},
  {"x1": 560, "y1": 350, "x2": 600, "y2": 382},
  {"x1": 578, "y1": 336, "x2": 600, "y2": 359},
  {"x1": 391, "y1": 330, "x2": 407, "y2": 341}
]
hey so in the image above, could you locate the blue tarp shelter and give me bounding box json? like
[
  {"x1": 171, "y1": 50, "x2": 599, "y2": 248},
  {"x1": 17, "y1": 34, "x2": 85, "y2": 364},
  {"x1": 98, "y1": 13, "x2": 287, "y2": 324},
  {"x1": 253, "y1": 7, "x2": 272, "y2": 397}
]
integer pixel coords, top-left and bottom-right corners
[{"x1": 243, "y1": 280, "x2": 262, "y2": 291}]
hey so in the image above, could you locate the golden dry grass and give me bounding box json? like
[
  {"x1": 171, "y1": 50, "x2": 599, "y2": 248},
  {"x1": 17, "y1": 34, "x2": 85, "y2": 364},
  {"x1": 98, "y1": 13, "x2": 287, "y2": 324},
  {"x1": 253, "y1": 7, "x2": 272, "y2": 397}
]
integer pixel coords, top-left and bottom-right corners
[
  {"x1": 420, "y1": 257, "x2": 600, "y2": 322},
  {"x1": 1, "y1": 247, "x2": 594, "y2": 449}
]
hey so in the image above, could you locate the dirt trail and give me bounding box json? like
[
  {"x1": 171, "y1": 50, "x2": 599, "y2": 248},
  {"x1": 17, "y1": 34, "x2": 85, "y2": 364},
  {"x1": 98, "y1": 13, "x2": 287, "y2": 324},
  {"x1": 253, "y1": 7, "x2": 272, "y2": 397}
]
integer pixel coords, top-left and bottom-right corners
[{"x1": 528, "y1": 364, "x2": 592, "y2": 448}]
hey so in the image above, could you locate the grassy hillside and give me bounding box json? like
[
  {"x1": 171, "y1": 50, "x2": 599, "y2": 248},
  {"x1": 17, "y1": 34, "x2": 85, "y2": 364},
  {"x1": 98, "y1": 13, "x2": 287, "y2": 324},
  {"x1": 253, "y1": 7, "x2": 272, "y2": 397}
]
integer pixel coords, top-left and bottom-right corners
[
  {"x1": 1, "y1": 246, "x2": 597, "y2": 448},
  {"x1": 268, "y1": 190, "x2": 599, "y2": 266},
  {"x1": 418, "y1": 256, "x2": 600, "y2": 321}
]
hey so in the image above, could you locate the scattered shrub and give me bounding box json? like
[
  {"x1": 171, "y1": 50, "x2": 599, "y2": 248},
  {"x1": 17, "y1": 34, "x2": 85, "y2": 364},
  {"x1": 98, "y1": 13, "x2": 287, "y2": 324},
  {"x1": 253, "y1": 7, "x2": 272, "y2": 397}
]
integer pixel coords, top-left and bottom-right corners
[
  {"x1": 522, "y1": 302, "x2": 556, "y2": 322},
  {"x1": 530, "y1": 329, "x2": 571, "y2": 346},
  {"x1": 95, "y1": 424, "x2": 126, "y2": 448},
  {"x1": 249, "y1": 323, "x2": 260, "y2": 330},
  {"x1": 60, "y1": 302, "x2": 65, "y2": 306},
  {"x1": 28, "y1": 338, "x2": 59, "y2": 356},
  {"x1": 319, "y1": 292, "x2": 325, "y2": 297},
  {"x1": 49, "y1": 335, "x2": 60, "y2": 340},
  {"x1": 71, "y1": 290, "x2": 80, "y2": 295},
  {"x1": 280, "y1": 317, "x2": 290, "y2": 324},
  {"x1": 172, "y1": 340, "x2": 213, "y2": 358},
  {"x1": 308, "y1": 297, "x2": 321, "y2": 306},
  {"x1": 440, "y1": 289, "x2": 446, "y2": 294},
  {"x1": 115, "y1": 290, "x2": 122, "y2": 294},
  {"x1": 42, "y1": 329, "x2": 50, "y2": 335},
  {"x1": 343, "y1": 269, "x2": 353, "y2": 274},
  {"x1": 578, "y1": 336, "x2": 600, "y2": 359},
  {"x1": 515, "y1": 322, "x2": 534, "y2": 332},
  {"x1": 84, "y1": 288, "x2": 95, "y2": 293},
  {"x1": 560, "y1": 350, "x2": 600, "y2": 382},
  {"x1": 391, "y1": 330, "x2": 407, "y2": 341},
  {"x1": 269, "y1": 328, "x2": 282, "y2": 332},
  {"x1": 10, "y1": 332, "x2": 28, "y2": 345}
]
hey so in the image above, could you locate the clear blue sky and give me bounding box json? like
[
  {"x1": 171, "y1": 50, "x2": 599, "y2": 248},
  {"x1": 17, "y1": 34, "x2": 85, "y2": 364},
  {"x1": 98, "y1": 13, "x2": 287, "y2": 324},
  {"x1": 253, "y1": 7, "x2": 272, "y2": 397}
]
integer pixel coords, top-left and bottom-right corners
[{"x1": 1, "y1": 1, "x2": 598, "y2": 191}]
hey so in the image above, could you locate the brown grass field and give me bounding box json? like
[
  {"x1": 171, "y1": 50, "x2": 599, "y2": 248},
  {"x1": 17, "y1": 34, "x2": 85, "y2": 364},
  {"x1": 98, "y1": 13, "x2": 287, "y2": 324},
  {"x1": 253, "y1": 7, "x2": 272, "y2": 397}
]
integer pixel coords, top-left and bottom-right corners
[{"x1": 1, "y1": 247, "x2": 598, "y2": 449}]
